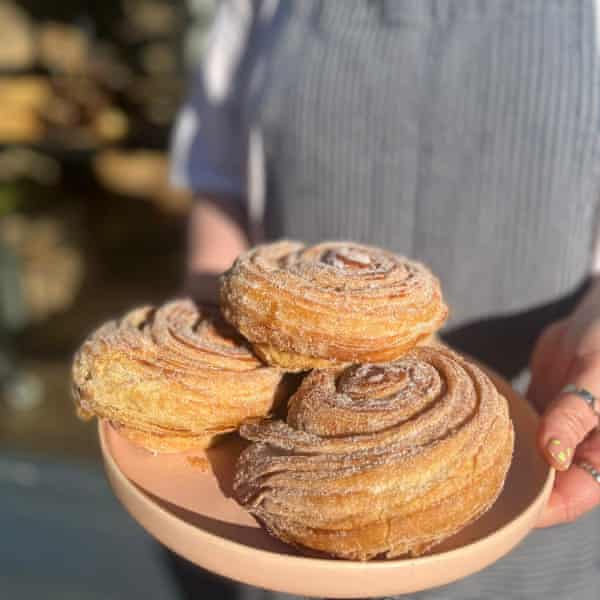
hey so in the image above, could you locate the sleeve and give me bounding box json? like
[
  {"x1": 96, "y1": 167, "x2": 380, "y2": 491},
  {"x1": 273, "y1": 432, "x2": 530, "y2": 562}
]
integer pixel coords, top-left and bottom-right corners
[{"x1": 170, "y1": 0, "x2": 255, "y2": 199}]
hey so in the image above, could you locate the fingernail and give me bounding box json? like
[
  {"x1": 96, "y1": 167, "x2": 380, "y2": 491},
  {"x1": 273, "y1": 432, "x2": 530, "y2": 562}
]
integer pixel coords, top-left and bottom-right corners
[{"x1": 546, "y1": 438, "x2": 572, "y2": 470}]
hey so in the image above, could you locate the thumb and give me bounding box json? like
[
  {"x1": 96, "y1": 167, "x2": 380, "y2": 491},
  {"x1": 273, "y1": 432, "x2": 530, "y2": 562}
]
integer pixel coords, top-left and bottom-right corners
[{"x1": 538, "y1": 352, "x2": 600, "y2": 471}]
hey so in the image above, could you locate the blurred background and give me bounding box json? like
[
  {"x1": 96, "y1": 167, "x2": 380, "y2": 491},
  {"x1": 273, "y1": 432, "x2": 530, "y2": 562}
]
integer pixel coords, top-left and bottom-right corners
[{"x1": 0, "y1": 2, "x2": 220, "y2": 598}]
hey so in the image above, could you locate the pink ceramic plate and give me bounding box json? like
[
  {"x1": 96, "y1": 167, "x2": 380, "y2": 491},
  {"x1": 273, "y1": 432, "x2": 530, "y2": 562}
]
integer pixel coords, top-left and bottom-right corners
[{"x1": 100, "y1": 373, "x2": 554, "y2": 598}]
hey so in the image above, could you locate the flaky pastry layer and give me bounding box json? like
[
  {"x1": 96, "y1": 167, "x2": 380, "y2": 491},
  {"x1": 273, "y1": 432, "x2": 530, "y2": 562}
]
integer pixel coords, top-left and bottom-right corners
[
  {"x1": 234, "y1": 346, "x2": 514, "y2": 560},
  {"x1": 72, "y1": 299, "x2": 285, "y2": 453},
  {"x1": 220, "y1": 240, "x2": 448, "y2": 370}
]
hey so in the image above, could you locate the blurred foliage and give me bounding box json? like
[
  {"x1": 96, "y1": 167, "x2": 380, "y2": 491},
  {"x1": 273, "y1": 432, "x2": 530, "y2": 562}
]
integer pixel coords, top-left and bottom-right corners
[
  {"x1": 0, "y1": 0, "x2": 200, "y2": 148},
  {"x1": 0, "y1": 0, "x2": 215, "y2": 405},
  {"x1": 0, "y1": 212, "x2": 84, "y2": 323},
  {"x1": 0, "y1": 183, "x2": 24, "y2": 217}
]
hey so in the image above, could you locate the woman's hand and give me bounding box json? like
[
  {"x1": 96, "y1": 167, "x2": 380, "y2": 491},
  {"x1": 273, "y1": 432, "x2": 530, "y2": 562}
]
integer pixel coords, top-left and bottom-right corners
[{"x1": 528, "y1": 280, "x2": 600, "y2": 527}]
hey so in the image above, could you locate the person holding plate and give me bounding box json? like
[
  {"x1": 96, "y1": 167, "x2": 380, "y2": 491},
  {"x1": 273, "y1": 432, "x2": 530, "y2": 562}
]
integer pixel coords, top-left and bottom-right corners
[{"x1": 171, "y1": 1, "x2": 600, "y2": 598}]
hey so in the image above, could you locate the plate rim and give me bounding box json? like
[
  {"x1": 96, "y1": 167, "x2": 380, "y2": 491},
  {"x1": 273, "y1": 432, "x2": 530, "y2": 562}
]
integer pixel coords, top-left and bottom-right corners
[{"x1": 99, "y1": 411, "x2": 555, "y2": 572}]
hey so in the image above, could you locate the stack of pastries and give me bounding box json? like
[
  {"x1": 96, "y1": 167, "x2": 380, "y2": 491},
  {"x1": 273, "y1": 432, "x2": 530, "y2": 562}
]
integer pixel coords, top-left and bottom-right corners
[{"x1": 73, "y1": 240, "x2": 514, "y2": 561}]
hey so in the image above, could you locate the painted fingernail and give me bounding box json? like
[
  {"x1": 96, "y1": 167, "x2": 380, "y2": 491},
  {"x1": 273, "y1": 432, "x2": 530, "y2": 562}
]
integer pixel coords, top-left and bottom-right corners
[{"x1": 546, "y1": 438, "x2": 572, "y2": 470}]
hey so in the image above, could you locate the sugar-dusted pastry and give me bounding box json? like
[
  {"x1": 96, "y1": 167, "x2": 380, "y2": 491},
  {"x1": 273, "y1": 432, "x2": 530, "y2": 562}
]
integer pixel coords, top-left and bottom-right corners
[
  {"x1": 72, "y1": 299, "x2": 286, "y2": 453},
  {"x1": 234, "y1": 346, "x2": 514, "y2": 560},
  {"x1": 219, "y1": 240, "x2": 448, "y2": 370}
]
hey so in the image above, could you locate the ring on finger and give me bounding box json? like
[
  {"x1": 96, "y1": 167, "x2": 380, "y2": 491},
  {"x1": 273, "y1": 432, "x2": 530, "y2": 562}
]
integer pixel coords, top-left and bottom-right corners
[
  {"x1": 574, "y1": 459, "x2": 600, "y2": 485},
  {"x1": 560, "y1": 384, "x2": 600, "y2": 425}
]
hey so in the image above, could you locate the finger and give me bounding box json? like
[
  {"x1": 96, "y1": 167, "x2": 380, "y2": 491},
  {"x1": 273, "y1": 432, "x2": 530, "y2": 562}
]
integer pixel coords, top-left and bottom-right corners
[
  {"x1": 527, "y1": 320, "x2": 569, "y2": 413},
  {"x1": 537, "y1": 351, "x2": 600, "y2": 471},
  {"x1": 536, "y1": 429, "x2": 600, "y2": 527}
]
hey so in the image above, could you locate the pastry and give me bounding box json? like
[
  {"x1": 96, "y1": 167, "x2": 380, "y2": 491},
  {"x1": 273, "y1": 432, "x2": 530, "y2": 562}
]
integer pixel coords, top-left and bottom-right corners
[
  {"x1": 220, "y1": 240, "x2": 448, "y2": 370},
  {"x1": 72, "y1": 299, "x2": 285, "y2": 453},
  {"x1": 234, "y1": 346, "x2": 514, "y2": 560}
]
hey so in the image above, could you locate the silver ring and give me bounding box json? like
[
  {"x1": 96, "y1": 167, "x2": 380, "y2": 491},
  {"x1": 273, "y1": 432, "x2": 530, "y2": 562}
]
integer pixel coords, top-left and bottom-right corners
[
  {"x1": 575, "y1": 460, "x2": 600, "y2": 485},
  {"x1": 560, "y1": 384, "x2": 600, "y2": 420}
]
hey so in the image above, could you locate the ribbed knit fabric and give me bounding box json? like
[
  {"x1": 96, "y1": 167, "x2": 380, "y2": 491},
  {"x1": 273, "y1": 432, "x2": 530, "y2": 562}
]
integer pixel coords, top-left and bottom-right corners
[
  {"x1": 171, "y1": 2, "x2": 600, "y2": 598},
  {"x1": 258, "y1": 0, "x2": 600, "y2": 329}
]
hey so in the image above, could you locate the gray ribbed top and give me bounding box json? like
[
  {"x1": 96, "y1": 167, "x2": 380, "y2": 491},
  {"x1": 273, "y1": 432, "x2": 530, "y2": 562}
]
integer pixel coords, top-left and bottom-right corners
[{"x1": 257, "y1": 0, "x2": 599, "y2": 328}]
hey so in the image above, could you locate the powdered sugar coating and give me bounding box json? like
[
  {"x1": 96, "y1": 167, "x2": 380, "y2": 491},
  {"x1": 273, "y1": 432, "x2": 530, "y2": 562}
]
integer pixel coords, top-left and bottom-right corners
[
  {"x1": 220, "y1": 240, "x2": 449, "y2": 370},
  {"x1": 72, "y1": 299, "x2": 284, "y2": 453},
  {"x1": 234, "y1": 346, "x2": 514, "y2": 560}
]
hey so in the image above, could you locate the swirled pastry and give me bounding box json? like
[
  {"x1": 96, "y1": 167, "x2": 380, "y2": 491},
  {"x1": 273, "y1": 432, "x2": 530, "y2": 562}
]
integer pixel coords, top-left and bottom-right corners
[
  {"x1": 234, "y1": 346, "x2": 514, "y2": 560},
  {"x1": 72, "y1": 299, "x2": 285, "y2": 453},
  {"x1": 220, "y1": 241, "x2": 448, "y2": 370}
]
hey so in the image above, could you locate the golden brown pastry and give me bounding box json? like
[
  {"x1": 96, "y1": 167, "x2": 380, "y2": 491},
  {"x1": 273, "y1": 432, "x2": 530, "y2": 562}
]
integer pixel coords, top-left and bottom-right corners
[
  {"x1": 72, "y1": 299, "x2": 286, "y2": 453},
  {"x1": 220, "y1": 240, "x2": 448, "y2": 370},
  {"x1": 234, "y1": 346, "x2": 514, "y2": 560}
]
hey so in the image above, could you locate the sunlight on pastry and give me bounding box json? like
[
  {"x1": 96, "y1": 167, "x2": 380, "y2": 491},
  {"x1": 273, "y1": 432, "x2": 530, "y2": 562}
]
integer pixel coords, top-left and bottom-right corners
[
  {"x1": 234, "y1": 346, "x2": 514, "y2": 560},
  {"x1": 72, "y1": 238, "x2": 516, "y2": 564},
  {"x1": 72, "y1": 299, "x2": 285, "y2": 454},
  {"x1": 220, "y1": 240, "x2": 449, "y2": 371}
]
